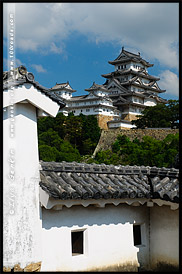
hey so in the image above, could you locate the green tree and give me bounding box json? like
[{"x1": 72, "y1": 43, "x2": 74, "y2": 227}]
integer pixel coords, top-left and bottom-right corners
[
  {"x1": 39, "y1": 145, "x2": 59, "y2": 162},
  {"x1": 93, "y1": 133, "x2": 179, "y2": 168},
  {"x1": 94, "y1": 150, "x2": 121, "y2": 165},
  {"x1": 132, "y1": 100, "x2": 179, "y2": 129}
]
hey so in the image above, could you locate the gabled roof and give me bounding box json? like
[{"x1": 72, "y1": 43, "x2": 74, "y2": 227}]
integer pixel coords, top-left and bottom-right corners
[
  {"x1": 3, "y1": 66, "x2": 65, "y2": 108},
  {"x1": 107, "y1": 78, "x2": 130, "y2": 94},
  {"x1": 108, "y1": 47, "x2": 153, "y2": 68},
  {"x1": 39, "y1": 161, "x2": 179, "y2": 205},
  {"x1": 51, "y1": 81, "x2": 76, "y2": 92},
  {"x1": 85, "y1": 82, "x2": 110, "y2": 92},
  {"x1": 122, "y1": 76, "x2": 166, "y2": 93}
]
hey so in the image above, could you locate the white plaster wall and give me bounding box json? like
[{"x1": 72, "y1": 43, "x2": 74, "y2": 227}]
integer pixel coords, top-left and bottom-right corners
[
  {"x1": 144, "y1": 98, "x2": 157, "y2": 106},
  {"x1": 57, "y1": 90, "x2": 72, "y2": 100},
  {"x1": 72, "y1": 107, "x2": 116, "y2": 116},
  {"x1": 150, "y1": 205, "x2": 179, "y2": 268},
  {"x1": 41, "y1": 204, "x2": 150, "y2": 272},
  {"x1": 3, "y1": 103, "x2": 42, "y2": 268},
  {"x1": 108, "y1": 122, "x2": 136, "y2": 129}
]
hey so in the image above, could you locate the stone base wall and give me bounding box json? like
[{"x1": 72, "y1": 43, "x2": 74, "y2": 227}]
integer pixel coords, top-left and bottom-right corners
[
  {"x1": 3, "y1": 262, "x2": 41, "y2": 272},
  {"x1": 122, "y1": 113, "x2": 138, "y2": 122},
  {"x1": 96, "y1": 115, "x2": 114, "y2": 130},
  {"x1": 94, "y1": 128, "x2": 179, "y2": 155}
]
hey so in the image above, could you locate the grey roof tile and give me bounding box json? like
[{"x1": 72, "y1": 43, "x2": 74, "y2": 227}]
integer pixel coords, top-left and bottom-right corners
[{"x1": 40, "y1": 162, "x2": 179, "y2": 203}]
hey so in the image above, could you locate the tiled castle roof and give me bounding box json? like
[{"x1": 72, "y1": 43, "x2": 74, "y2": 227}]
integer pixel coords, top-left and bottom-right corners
[
  {"x1": 51, "y1": 81, "x2": 76, "y2": 92},
  {"x1": 40, "y1": 161, "x2": 179, "y2": 203},
  {"x1": 108, "y1": 47, "x2": 153, "y2": 67}
]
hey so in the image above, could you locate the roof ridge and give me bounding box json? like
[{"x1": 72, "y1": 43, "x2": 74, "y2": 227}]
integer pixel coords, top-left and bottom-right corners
[{"x1": 40, "y1": 161, "x2": 179, "y2": 177}]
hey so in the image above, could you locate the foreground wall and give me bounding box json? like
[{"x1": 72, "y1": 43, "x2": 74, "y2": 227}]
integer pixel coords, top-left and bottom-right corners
[
  {"x1": 3, "y1": 103, "x2": 42, "y2": 269},
  {"x1": 41, "y1": 203, "x2": 150, "y2": 272},
  {"x1": 150, "y1": 205, "x2": 179, "y2": 270}
]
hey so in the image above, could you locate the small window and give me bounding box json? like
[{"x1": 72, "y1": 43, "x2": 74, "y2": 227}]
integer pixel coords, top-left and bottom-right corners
[
  {"x1": 72, "y1": 231, "x2": 83, "y2": 255},
  {"x1": 133, "y1": 224, "x2": 141, "y2": 246}
]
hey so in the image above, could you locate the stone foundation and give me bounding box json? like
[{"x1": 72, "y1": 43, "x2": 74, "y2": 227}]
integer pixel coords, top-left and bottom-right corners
[
  {"x1": 3, "y1": 262, "x2": 41, "y2": 272},
  {"x1": 94, "y1": 128, "x2": 179, "y2": 155},
  {"x1": 122, "y1": 113, "x2": 138, "y2": 122},
  {"x1": 96, "y1": 115, "x2": 114, "y2": 129}
]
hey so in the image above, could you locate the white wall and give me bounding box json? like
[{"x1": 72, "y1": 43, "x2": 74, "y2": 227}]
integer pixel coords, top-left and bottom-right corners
[
  {"x1": 144, "y1": 98, "x2": 157, "y2": 106},
  {"x1": 108, "y1": 122, "x2": 136, "y2": 129},
  {"x1": 3, "y1": 103, "x2": 42, "y2": 268},
  {"x1": 41, "y1": 204, "x2": 150, "y2": 272},
  {"x1": 150, "y1": 205, "x2": 179, "y2": 269},
  {"x1": 71, "y1": 107, "x2": 117, "y2": 117}
]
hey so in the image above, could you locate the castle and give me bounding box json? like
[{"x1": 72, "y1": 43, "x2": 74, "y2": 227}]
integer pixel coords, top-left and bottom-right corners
[
  {"x1": 50, "y1": 47, "x2": 167, "y2": 129},
  {"x1": 3, "y1": 57, "x2": 179, "y2": 272}
]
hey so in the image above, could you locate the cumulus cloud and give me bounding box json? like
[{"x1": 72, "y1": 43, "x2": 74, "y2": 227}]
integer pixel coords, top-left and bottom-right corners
[
  {"x1": 3, "y1": 3, "x2": 179, "y2": 69},
  {"x1": 159, "y1": 70, "x2": 179, "y2": 97},
  {"x1": 31, "y1": 64, "x2": 47, "y2": 73}
]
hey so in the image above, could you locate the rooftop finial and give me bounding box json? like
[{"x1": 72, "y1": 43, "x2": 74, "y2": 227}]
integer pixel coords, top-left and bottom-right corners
[
  {"x1": 122, "y1": 46, "x2": 124, "y2": 51},
  {"x1": 138, "y1": 52, "x2": 140, "y2": 56}
]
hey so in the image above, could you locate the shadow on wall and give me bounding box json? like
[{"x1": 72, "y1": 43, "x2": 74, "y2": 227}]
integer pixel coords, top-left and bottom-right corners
[{"x1": 42, "y1": 203, "x2": 149, "y2": 229}]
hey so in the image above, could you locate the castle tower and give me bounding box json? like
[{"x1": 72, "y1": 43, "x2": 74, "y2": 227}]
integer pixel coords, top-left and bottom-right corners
[{"x1": 102, "y1": 47, "x2": 167, "y2": 121}]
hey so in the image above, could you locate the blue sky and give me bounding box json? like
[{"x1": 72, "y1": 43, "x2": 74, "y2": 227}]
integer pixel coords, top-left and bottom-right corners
[{"x1": 3, "y1": 3, "x2": 179, "y2": 100}]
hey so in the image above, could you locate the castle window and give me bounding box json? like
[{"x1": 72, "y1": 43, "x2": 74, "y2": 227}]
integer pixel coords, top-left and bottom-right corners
[
  {"x1": 86, "y1": 109, "x2": 90, "y2": 112},
  {"x1": 133, "y1": 225, "x2": 141, "y2": 246},
  {"x1": 72, "y1": 231, "x2": 84, "y2": 256}
]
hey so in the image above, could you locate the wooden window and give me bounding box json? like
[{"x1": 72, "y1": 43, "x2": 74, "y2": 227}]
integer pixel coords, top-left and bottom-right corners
[
  {"x1": 133, "y1": 224, "x2": 142, "y2": 246},
  {"x1": 72, "y1": 231, "x2": 83, "y2": 255}
]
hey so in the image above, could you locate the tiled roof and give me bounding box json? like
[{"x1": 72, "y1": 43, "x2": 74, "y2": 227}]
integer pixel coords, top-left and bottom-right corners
[
  {"x1": 3, "y1": 66, "x2": 65, "y2": 107},
  {"x1": 108, "y1": 48, "x2": 153, "y2": 67},
  {"x1": 85, "y1": 82, "x2": 110, "y2": 92},
  {"x1": 102, "y1": 69, "x2": 159, "y2": 81},
  {"x1": 39, "y1": 161, "x2": 179, "y2": 203},
  {"x1": 51, "y1": 81, "x2": 76, "y2": 92}
]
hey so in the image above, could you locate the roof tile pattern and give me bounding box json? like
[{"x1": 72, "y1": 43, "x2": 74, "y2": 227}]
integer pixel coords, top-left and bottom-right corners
[{"x1": 40, "y1": 162, "x2": 179, "y2": 203}]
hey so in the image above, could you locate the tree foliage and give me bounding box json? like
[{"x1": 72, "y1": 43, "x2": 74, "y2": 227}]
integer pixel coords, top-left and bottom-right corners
[
  {"x1": 37, "y1": 113, "x2": 101, "y2": 162},
  {"x1": 132, "y1": 100, "x2": 179, "y2": 128},
  {"x1": 94, "y1": 133, "x2": 179, "y2": 168}
]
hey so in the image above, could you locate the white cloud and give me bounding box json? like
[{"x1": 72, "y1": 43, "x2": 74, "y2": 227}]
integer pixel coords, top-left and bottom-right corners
[
  {"x1": 3, "y1": 3, "x2": 179, "y2": 69},
  {"x1": 3, "y1": 57, "x2": 25, "y2": 70},
  {"x1": 159, "y1": 70, "x2": 179, "y2": 97},
  {"x1": 50, "y1": 42, "x2": 64, "y2": 54},
  {"x1": 31, "y1": 64, "x2": 47, "y2": 73}
]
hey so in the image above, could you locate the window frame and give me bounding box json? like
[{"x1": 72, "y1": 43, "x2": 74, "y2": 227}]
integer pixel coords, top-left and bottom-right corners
[
  {"x1": 71, "y1": 229, "x2": 87, "y2": 256},
  {"x1": 133, "y1": 223, "x2": 146, "y2": 247}
]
